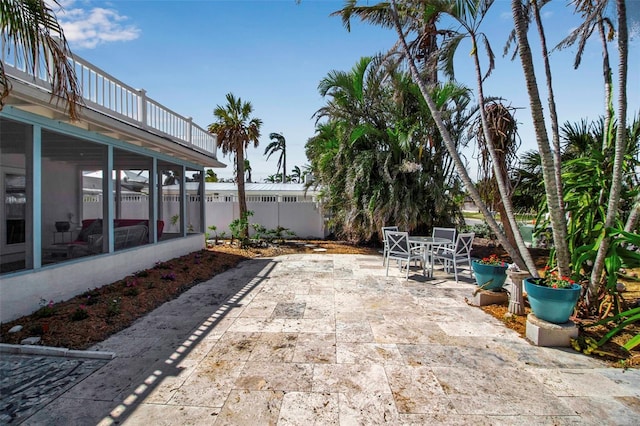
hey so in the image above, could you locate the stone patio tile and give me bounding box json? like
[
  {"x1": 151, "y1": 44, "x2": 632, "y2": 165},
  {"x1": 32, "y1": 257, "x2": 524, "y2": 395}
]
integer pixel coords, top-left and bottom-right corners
[
  {"x1": 312, "y1": 363, "x2": 391, "y2": 394},
  {"x1": 225, "y1": 317, "x2": 269, "y2": 333},
  {"x1": 385, "y1": 364, "x2": 454, "y2": 414},
  {"x1": 247, "y1": 332, "x2": 298, "y2": 362},
  {"x1": 480, "y1": 415, "x2": 582, "y2": 425},
  {"x1": 431, "y1": 366, "x2": 576, "y2": 416},
  {"x1": 336, "y1": 319, "x2": 375, "y2": 343},
  {"x1": 396, "y1": 343, "x2": 513, "y2": 369},
  {"x1": 284, "y1": 317, "x2": 335, "y2": 333},
  {"x1": 369, "y1": 317, "x2": 447, "y2": 344},
  {"x1": 277, "y1": 391, "x2": 339, "y2": 425},
  {"x1": 528, "y1": 368, "x2": 640, "y2": 397},
  {"x1": 169, "y1": 359, "x2": 244, "y2": 407},
  {"x1": 235, "y1": 362, "x2": 314, "y2": 391},
  {"x1": 239, "y1": 300, "x2": 277, "y2": 317},
  {"x1": 338, "y1": 391, "x2": 400, "y2": 424},
  {"x1": 437, "y1": 320, "x2": 519, "y2": 339},
  {"x1": 398, "y1": 413, "x2": 498, "y2": 425},
  {"x1": 198, "y1": 315, "x2": 238, "y2": 341},
  {"x1": 555, "y1": 396, "x2": 640, "y2": 426},
  {"x1": 336, "y1": 342, "x2": 404, "y2": 365},
  {"x1": 497, "y1": 340, "x2": 606, "y2": 368},
  {"x1": 292, "y1": 332, "x2": 336, "y2": 364},
  {"x1": 117, "y1": 403, "x2": 218, "y2": 425},
  {"x1": 204, "y1": 332, "x2": 260, "y2": 361},
  {"x1": 597, "y1": 368, "x2": 640, "y2": 395},
  {"x1": 143, "y1": 340, "x2": 219, "y2": 404},
  {"x1": 215, "y1": 389, "x2": 284, "y2": 426}
]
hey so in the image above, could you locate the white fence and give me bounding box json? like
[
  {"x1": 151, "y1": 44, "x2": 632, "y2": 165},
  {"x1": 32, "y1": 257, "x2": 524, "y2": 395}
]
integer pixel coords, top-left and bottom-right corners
[{"x1": 83, "y1": 194, "x2": 326, "y2": 238}]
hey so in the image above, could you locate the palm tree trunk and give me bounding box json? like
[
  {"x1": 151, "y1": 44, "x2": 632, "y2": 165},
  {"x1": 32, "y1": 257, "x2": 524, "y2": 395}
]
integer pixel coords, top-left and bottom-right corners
[
  {"x1": 470, "y1": 34, "x2": 538, "y2": 275},
  {"x1": 236, "y1": 145, "x2": 249, "y2": 239},
  {"x1": 589, "y1": 0, "x2": 628, "y2": 302},
  {"x1": 625, "y1": 195, "x2": 640, "y2": 233},
  {"x1": 511, "y1": 0, "x2": 571, "y2": 277},
  {"x1": 532, "y1": 0, "x2": 565, "y2": 223},
  {"x1": 388, "y1": 0, "x2": 531, "y2": 273}
]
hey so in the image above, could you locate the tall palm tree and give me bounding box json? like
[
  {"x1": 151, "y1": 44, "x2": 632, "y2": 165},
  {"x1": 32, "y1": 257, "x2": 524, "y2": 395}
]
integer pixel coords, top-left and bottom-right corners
[
  {"x1": 375, "y1": 0, "x2": 532, "y2": 271},
  {"x1": 556, "y1": 0, "x2": 615, "y2": 141},
  {"x1": 508, "y1": 0, "x2": 571, "y2": 275},
  {"x1": 264, "y1": 132, "x2": 287, "y2": 183},
  {"x1": 208, "y1": 93, "x2": 262, "y2": 239},
  {"x1": 1, "y1": 0, "x2": 82, "y2": 119},
  {"x1": 590, "y1": 0, "x2": 629, "y2": 300}
]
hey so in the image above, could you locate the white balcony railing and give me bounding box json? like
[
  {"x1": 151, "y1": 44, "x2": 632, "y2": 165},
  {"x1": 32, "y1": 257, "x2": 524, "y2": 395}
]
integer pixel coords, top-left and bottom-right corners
[{"x1": 2, "y1": 42, "x2": 217, "y2": 157}]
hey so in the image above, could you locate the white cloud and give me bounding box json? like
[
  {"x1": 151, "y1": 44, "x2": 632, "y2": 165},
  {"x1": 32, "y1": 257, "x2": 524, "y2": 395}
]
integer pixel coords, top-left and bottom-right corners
[{"x1": 49, "y1": 0, "x2": 140, "y2": 49}]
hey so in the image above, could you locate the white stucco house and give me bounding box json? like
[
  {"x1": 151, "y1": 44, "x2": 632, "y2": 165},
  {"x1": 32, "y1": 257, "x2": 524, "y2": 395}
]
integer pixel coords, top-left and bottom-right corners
[{"x1": 0, "y1": 48, "x2": 225, "y2": 322}]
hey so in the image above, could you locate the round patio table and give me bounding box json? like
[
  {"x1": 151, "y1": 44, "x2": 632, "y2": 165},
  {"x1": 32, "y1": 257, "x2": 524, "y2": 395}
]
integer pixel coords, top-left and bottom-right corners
[{"x1": 408, "y1": 236, "x2": 452, "y2": 277}]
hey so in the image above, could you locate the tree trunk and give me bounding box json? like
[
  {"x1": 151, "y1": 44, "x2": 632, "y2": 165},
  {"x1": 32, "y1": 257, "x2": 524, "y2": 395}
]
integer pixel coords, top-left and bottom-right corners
[
  {"x1": 236, "y1": 144, "x2": 249, "y2": 239},
  {"x1": 589, "y1": 0, "x2": 628, "y2": 302},
  {"x1": 532, "y1": 0, "x2": 565, "y2": 224},
  {"x1": 510, "y1": 0, "x2": 571, "y2": 277},
  {"x1": 388, "y1": 0, "x2": 531, "y2": 273},
  {"x1": 625, "y1": 196, "x2": 640, "y2": 233},
  {"x1": 470, "y1": 35, "x2": 538, "y2": 274}
]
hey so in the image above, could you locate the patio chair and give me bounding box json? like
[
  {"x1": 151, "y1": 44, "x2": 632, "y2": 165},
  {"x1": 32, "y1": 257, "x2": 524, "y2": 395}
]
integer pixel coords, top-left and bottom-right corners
[
  {"x1": 432, "y1": 232, "x2": 475, "y2": 283},
  {"x1": 381, "y1": 226, "x2": 399, "y2": 265},
  {"x1": 385, "y1": 231, "x2": 423, "y2": 280},
  {"x1": 432, "y1": 227, "x2": 456, "y2": 246},
  {"x1": 426, "y1": 227, "x2": 456, "y2": 265}
]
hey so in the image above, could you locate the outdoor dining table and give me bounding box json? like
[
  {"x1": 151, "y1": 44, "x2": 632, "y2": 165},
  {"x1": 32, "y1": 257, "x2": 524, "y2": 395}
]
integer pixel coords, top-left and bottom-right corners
[{"x1": 408, "y1": 236, "x2": 453, "y2": 278}]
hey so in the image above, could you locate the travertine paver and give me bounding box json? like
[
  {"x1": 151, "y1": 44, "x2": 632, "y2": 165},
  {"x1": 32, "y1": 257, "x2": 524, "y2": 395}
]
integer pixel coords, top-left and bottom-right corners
[{"x1": 2, "y1": 254, "x2": 639, "y2": 425}]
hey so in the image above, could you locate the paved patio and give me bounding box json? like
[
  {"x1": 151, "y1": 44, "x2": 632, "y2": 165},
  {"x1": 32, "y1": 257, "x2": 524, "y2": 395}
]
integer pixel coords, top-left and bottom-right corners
[{"x1": 2, "y1": 253, "x2": 639, "y2": 425}]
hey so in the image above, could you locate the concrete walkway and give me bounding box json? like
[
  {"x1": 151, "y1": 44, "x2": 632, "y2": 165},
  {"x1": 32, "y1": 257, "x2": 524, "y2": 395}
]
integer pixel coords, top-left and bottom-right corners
[{"x1": 2, "y1": 254, "x2": 639, "y2": 425}]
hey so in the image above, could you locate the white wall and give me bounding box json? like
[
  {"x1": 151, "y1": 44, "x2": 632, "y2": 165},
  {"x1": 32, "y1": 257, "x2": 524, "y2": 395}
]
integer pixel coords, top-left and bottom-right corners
[
  {"x1": 82, "y1": 196, "x2": 327, "y2": 239},
  {"x1": 0, "y1": 234, "x2": 204, "y2": 323}
]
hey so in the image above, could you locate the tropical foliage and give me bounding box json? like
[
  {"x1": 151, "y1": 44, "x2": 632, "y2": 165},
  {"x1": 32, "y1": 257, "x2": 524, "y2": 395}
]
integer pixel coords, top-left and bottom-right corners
[
  {"x1": 264, "y1": 133, "x2": 287, "y2": 183},
  {"x1": 208, "y1": 93, "x2": 262, "y2": 239},
  {"x1": 0, "y1": 0, "x2": 82, "y2": 118},
  {"x1": 306, "y1": 55, "x2": 469, "y2": 242}
]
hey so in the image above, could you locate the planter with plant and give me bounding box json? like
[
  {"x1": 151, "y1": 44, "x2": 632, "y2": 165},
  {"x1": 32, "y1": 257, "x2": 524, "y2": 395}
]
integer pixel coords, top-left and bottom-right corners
[
  {"x1": 471, "y1": 254, "x2": 509, "y2": 291},
  {"x1": 524, "y1": 268, "x2": 582, "y2": 324}
]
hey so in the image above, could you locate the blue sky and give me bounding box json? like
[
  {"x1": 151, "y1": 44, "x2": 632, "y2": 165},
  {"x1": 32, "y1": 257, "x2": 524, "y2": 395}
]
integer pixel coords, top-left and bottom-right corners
[{"x1": 53, "y1": 0, "x2": 639, "y2": 182}]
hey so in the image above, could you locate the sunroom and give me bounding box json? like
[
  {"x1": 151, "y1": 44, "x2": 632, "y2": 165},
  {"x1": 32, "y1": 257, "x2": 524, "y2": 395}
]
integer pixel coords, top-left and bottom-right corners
[{"x1": 0, "y1": 52, "x2": 225, "y2": 322}]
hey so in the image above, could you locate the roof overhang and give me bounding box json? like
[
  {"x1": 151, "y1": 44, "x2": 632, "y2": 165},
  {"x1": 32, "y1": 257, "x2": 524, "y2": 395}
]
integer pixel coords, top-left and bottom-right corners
[{"x1": 4, "y1": 76, "x2": 226, "y2": 169}]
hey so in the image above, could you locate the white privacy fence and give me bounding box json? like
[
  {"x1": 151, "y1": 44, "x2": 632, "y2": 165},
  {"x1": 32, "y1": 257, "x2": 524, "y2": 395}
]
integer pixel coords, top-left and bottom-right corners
[{"x1": 83, "y1": 194, "x2": 326, "y2": 238}]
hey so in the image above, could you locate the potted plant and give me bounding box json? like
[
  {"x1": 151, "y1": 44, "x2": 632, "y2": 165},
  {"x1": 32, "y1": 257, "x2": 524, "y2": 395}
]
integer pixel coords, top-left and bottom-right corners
[
  {"x1": 524, "y1": 268, "x2": 582, "y2": 324},
  {"x1": 471, "y1": 254, "x2": 509, "y2": 291}
]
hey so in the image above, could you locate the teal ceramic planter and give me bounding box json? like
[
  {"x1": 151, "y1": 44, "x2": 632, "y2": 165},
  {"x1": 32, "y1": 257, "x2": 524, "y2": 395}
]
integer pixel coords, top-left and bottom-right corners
[
  {"x1": 471, "y1": 261, "x2": 508, "y2": 291},
  {"x1": 524, "y1": 278, "x2": 581, "y2": 324}
]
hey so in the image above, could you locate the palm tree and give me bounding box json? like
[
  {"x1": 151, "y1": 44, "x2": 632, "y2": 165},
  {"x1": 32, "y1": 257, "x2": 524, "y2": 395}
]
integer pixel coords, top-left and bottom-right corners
[
  {"x1": 1, "y1": 0, "x2": 82, "y2": 119},
  {"x1": 244, "y1": 159, "x2": 252, "y2": 183},
  {"x1": 374, "y1": 0, "x2": 532, "y2": 271},
  {"x1": 508, "y1": 0, "x2": 571, "y2": 275},
  {"x1": 208, "y1": 93, "x2": 262, "y2": 239},
  {"x1": 264, "y1": 133, "x2": 287, "y2": 183},
  {"x1": 204, "y1": 169, "x2": 218, "y2": 182},
  {"x1": 290, "y1": 165, "x2": 302, "y2": 183},
  {"x1": 308, "y1": 55, "x2": 470, "y2": 242},
  {"x1": 590, "y1": 0, "x2": 630, "y2": 301}
]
